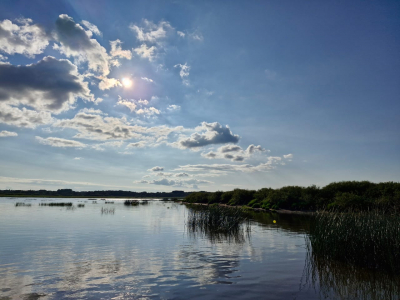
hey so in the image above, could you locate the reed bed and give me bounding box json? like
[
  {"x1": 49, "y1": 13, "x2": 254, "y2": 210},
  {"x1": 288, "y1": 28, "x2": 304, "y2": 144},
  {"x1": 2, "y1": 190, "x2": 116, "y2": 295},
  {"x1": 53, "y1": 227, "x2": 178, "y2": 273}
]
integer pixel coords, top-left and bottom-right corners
[
  {"x1": 105, "y1": 201, "x2": 114, "y2": 204},
  {"x1": 303, "y1": 244, "x2": 400, "y2": 300},
  {"x1": 39, "y1": 202, "x2": 73, "y2": 206},
  {"x1": 101, "y1": 207, "x2": 115, "y2": 214},
  {"x1": 77, "y1": 204, "x2": 85, "y2": 207},
  {"x1": 307, "y1": 211, "x2": 400, "y2": 274},
  {"x1": 124, "y1": 200, "x2": 139, "y2": 206},
  {"x1": 186, "y1": 205, "x2": 250, "y2": 243},
  {"x1": 15, "y1": 202, "x2": 32, "y2": 207}
]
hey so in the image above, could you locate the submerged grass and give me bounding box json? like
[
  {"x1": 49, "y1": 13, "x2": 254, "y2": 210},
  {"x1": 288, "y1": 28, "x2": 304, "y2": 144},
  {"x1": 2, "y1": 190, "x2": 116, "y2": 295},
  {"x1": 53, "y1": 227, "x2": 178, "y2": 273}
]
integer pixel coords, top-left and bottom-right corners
[
  {"x1": 186, "y1": 204, "x2": 250, "y2": 243},
  {"x1": 307, "y1": 210, "x2": 400, "y2": 274}
]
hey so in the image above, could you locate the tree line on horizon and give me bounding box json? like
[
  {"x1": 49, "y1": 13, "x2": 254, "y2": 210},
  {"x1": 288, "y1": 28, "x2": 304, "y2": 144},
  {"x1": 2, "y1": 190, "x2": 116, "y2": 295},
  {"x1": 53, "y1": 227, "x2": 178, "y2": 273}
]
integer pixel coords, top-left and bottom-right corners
[{"x1": 184, "y1": 181, "x2": 400, "y2": 212}]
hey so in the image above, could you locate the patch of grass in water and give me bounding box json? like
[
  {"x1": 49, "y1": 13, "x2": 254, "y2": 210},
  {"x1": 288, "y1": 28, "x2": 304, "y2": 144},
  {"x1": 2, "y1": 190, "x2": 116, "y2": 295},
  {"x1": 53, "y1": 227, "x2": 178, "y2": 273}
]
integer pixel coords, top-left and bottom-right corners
[
  {"x1": 124, "y1": 200, "x2": 139, "y2": 206},
  {"x1": 39, "y1": 202, "x2": 73, "y2": 206},
  {"x1": 186, "y1": 204, "x2": 251, "y2": 243},
  {"x1": 307, "y1": 210, "x2": 400, "y2": 274},
  {"x1": 15, "y1": 203, "x2": 32, "y2": 207}
]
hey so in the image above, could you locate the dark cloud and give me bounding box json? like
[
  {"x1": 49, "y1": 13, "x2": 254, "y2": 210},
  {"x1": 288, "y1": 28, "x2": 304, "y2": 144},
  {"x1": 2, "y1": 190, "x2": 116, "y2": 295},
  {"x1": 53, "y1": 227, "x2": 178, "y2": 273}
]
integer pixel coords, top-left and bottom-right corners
[
  {"x1": 179, "y1": 122, "x2": 239, "y2": 149},
  {"x1": 0, "y1": 56, "x2": 92, "y2": 113},
  {"x1": 149, "y1": 166, "x2": 164, "y2": 172}
]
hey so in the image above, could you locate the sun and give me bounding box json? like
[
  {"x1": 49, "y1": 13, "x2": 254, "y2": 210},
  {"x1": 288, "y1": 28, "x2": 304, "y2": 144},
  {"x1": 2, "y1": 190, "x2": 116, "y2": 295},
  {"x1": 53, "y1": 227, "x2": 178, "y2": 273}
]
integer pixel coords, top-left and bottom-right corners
[{"x1": 121, "y1": 77, "x2": 132, "y2": 88}]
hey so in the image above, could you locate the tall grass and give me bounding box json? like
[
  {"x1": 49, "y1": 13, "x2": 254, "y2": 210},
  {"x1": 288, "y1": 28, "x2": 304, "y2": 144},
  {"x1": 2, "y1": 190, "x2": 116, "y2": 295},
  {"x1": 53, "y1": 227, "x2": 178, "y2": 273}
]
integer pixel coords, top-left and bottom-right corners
[
  {"x1": 39, "y1": 202, "x2": 73, "y2": 206},
  {"x1": 15, "y1": 202, "x2": 31, "y2": 207},
  {"x1": 303, "y1": 243, "x2": 400, "y2": 300},
  {"x1": 186, "y1": 204, "x2": 250, "y2": 243},
  {"x1": 307, "y1": 211, "x2": 400, "y2": 274},
  {"x1": 124, "y1": 200, "x2": 139, "y2": 206}
]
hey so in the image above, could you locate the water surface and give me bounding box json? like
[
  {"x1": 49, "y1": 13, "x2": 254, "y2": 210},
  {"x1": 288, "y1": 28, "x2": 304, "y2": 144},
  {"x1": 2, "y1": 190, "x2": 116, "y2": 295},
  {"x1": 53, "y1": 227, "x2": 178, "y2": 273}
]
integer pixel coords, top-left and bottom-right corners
[{"x1": 0, "y1": 198, "x2": 397, "y2": 299}]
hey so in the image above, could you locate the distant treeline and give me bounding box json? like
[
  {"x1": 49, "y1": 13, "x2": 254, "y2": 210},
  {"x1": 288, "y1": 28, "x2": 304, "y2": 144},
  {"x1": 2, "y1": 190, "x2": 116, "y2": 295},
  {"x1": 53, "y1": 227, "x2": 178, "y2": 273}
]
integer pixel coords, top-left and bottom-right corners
[
  {"x1": 0, "y1": 189, "x2": 189, "y2": 198},
  {"x1": 184, "y1": 181, "x2": 400, "y2": 212}
]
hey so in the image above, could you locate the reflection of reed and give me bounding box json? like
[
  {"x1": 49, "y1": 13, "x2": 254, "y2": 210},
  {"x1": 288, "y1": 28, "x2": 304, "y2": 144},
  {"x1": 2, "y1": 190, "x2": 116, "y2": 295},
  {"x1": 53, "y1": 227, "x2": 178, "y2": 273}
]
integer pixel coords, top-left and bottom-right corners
[
  {"x1": 101, "y1": 207, "x2": 115, "y2": 214},
  {"x1": 302, "y1": 240, "x2": 400, "y2": 300},
  {"x1": 186, "y1": 205, "x2": 251, "y2": 243}
]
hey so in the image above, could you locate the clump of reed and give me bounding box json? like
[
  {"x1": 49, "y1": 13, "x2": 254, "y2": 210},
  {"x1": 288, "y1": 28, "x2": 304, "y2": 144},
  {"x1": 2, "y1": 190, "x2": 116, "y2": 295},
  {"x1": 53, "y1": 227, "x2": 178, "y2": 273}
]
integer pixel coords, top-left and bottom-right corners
[
  {"x1": 101, "y1": 207, "x2": 115, "y2": 214},
  {"x1": 303, "y1": 244, "x2": 400, "y2": 300},
  {"x1": 307, "y1": 210, "x2": 400, "y2": 274},
  {"x1": 186, "y1": 204, "x2": 250, "y2": 243},
  {"x1": 105, "y1": 201, "x2": 114, "y2": 204},
  {"x1": 39, "y1": 202, "x2": 73, "y2": 206},
  {"x1": 77, "y1": 204, "x2": 85, "y2": 207},
  {"x1": 124, "y1": 200, "x2": 139, "y2": 206},
  {"x1": 15, "y1": 202, "x2": 32, "y2": 207}
]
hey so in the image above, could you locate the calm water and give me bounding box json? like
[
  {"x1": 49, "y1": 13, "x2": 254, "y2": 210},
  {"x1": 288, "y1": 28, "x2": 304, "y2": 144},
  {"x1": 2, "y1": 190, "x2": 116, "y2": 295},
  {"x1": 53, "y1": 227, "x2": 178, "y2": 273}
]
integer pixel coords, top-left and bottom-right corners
[{"x1": 0, "y1": 198, "x2": 398, "y2": 300}]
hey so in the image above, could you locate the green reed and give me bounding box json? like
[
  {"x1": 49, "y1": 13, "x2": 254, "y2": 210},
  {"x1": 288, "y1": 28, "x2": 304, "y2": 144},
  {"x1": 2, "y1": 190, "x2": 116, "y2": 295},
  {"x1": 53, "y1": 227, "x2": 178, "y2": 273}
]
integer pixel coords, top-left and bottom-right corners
[
  {"x1": 39, "y1": 202, "x2": 73, "y2": 206},
  {"x1": 186, "y1": 204, "x2": 250, "y2": 243},
  {"x1": 307, "y1": 211, "x2": 400, "y2": 274},
  {"x1": 303, "y1": 242, "x2": 400, "y2": 300}
]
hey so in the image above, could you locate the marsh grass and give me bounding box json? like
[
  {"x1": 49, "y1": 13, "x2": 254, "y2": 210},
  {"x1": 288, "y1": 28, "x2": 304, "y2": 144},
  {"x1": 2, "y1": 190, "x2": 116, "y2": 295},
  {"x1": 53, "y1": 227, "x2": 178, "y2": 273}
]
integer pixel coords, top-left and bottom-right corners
[
  {"x1": 15, "y1": 203, "x2": 31, "y2": 207},
  {"x1": 77, "y1": 204, "x2": 85, "y2": 207},
  {"x1": 39, "y1": 202, "x2": 73, "y2": 206},
  {"x1": 124, "y1": 200, "x2": 139, "y2": 206},
  {"x1": 303, "y1": 242, "x2": 400, "y2": 300},
  {"x1": 186, "y1": 204, "x2": 251, "y2": 243},
  {"x1": 307, "y1": 211, "x2": 400, "y2": 274}
]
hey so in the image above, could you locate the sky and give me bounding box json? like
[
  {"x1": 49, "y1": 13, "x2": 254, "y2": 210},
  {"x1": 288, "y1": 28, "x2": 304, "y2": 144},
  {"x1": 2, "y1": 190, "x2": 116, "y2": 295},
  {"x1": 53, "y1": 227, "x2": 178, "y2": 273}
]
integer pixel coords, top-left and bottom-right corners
[{"x1": 0, "y1": 0, "x2": 399, "y2": 192}]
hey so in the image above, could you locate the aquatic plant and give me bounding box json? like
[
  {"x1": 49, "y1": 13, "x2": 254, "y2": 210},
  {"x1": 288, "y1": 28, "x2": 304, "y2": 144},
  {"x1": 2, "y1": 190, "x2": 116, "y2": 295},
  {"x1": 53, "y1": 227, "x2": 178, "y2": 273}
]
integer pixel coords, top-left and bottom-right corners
[
  {"x1": 124, "y1": 200, "x2": 139, "y2": 205},
  {"x1": 186, "y1": 204, "x2": 250, "y2": 243},
  {"x1": 39, "y1": 202, "x2": 73, "y2": 206},
  {"x1": 15, "y1": 202, "x2": 32, "y2": 207},
  {"x1": 105, "y1": 201, "x2": 114, "y2": 204},
  {"x1": 77, "y1": 204, "x2": 85, "y2": 207},
  {"x1": 307, "y1": 211, "x2": 400, "y2": 274},
  {"x1": 303, "y1": 241, "x2": 400, "y2": 300}
]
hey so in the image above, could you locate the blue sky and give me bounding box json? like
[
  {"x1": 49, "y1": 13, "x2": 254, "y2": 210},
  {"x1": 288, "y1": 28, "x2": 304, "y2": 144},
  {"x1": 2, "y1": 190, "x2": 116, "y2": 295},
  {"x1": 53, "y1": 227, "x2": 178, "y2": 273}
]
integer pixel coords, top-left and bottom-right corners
[{"x1": 0, "y1": 0, "x2": 399, "y2": 191}]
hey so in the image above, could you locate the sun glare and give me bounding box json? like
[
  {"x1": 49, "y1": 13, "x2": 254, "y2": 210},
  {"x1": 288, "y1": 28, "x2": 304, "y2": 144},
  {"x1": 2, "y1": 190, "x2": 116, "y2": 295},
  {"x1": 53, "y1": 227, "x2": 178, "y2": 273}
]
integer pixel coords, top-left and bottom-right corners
[{"x1": 122, "y1": 78, "x2": 132, "y2": 88}]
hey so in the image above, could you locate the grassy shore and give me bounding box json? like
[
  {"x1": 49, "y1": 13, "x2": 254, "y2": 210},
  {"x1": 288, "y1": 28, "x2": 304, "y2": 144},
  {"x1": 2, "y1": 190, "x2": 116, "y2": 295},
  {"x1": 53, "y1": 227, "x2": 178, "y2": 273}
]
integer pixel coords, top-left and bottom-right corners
[{"x1": 184, "y1": 181, "x2": 400, "y2": 213}]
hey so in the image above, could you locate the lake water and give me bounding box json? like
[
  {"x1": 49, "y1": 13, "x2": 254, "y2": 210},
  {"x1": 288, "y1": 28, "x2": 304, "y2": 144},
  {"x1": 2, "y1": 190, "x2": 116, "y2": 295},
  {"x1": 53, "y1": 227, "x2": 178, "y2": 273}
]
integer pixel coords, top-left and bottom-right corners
[{"x1": 0, "y1": 198, "x2": 398, "y2": 300}]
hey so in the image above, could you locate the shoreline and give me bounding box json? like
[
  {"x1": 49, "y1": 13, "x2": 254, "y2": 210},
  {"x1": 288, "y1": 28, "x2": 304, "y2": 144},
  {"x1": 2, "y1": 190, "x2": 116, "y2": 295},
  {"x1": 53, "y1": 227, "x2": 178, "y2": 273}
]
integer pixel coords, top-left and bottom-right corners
[{"x1": 183, "y1": 202, "x2": 316, "y2": 215}]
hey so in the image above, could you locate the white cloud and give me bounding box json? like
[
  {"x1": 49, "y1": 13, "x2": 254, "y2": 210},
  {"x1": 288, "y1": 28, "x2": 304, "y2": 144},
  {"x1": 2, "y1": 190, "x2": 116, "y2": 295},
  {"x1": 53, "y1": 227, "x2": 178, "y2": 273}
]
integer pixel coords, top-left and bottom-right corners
[
  {"x1": 134, "y1": 43, "x2": 156, "y2": 61},
  {"x1": 117, "y1": 96, "x2": 137, "y2": 112},
  {"x1": 175, "y1": 158, "x2": 283, "y2": 173},
  {"x1": 136, "y1": 107, "x2": 160, "y2": 116},
  {"x1": 98, "y1": 76, "x2": 121, "y2": 90},
  {"x1": 78, "y1": 108, "x2": 107, "y2": 115},
  {"x1": 0, "y1": 130, "x2": 18, "y2": 137},
  {"x1": 174, "y1": 63, "x2": 190, "y2": 85},
  {"x1": 177, "y1": 31, "x2": 185, "y2": 38},
  {"x1": 0, "y1": 18, "x2": 49, "y2": 57},
  {"x1": 110, "y1": 39, "x2": 132, "y2": 59},
  {"x1": 0, "y1": 104, "x2": 53, "y2": 128},
  {"x1": 127, "y1": 141, "x2": 146, "y2": 148},
  {"x1": 201, "y1": 144, "x2": 266, "y2": 162},
  {"x1": 54, "y1": 14, "x2": 110, "y2": 77},
  {"x1": 53, "y1": 111, "x2": 186, "y2": 141},
  {"x1": 129, "y1": 19, "x2": 173, "y2": 43},
  {"x1": 141, "y1": 77, "x2": 153, "y2": 83},
  {"x1": 283, "y1": 153, "x2": 293, "y2": 161},
  {"x1": 0, "y1": 54, "x2": 8, "y2": 61},
  {"x1": 167, "y1": 104, "x2": 181, "y2": 111},
  {"x1": 74, "y1": 157, "x2": 82, "y2": 160},
  {"x1": 81, "y1": 20, "x2": 102, "y2": 36},
  {"x1": 35, "y1": 136, "x2": 87, "y2": 148}
]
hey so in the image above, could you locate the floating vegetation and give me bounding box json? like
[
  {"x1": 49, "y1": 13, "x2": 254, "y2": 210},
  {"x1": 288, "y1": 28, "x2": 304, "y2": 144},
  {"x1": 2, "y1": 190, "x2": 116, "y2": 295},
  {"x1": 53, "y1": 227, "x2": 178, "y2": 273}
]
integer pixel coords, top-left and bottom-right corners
[
  {"x1": 105, "y1": 201, "x2": 114, "y2": 204},
  {"x1": 101, "y1": 207, "x2": 115, "y2": 214},
  {"x1": 92, "y1": 201, "x2": 97, "y2": 204},
  {"x1": 124, "y1": 200, "x2": 139, "y2": 206},
  {"x1": 77, "y1": 204, "x2": 85, "y2": 207},
  {"x1": 15, "y1": 203, "x2": 32, "y2": 207},
  {"x1": 39, "y1": 202, "x2": 73, "y2": 206},
  {"x1": 186, "y1": 204, "x2": 251, "y2": 243},
  {"x1": 303, "y1": 243, "x2": 400, "y2": 300},
  {"x1": 88, "y1": 198, "x2": 97, "y2": 200},
  {"x1": 307, "y1": 211, "x2": 400, "y2": 274}
]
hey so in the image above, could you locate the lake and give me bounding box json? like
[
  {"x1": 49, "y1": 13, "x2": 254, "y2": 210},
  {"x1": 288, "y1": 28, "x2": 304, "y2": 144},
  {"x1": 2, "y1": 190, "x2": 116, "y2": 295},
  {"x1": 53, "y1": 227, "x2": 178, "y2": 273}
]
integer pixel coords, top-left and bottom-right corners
[{"x1": 0, "y1": 198, "x2": 398, "y2": 300}]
